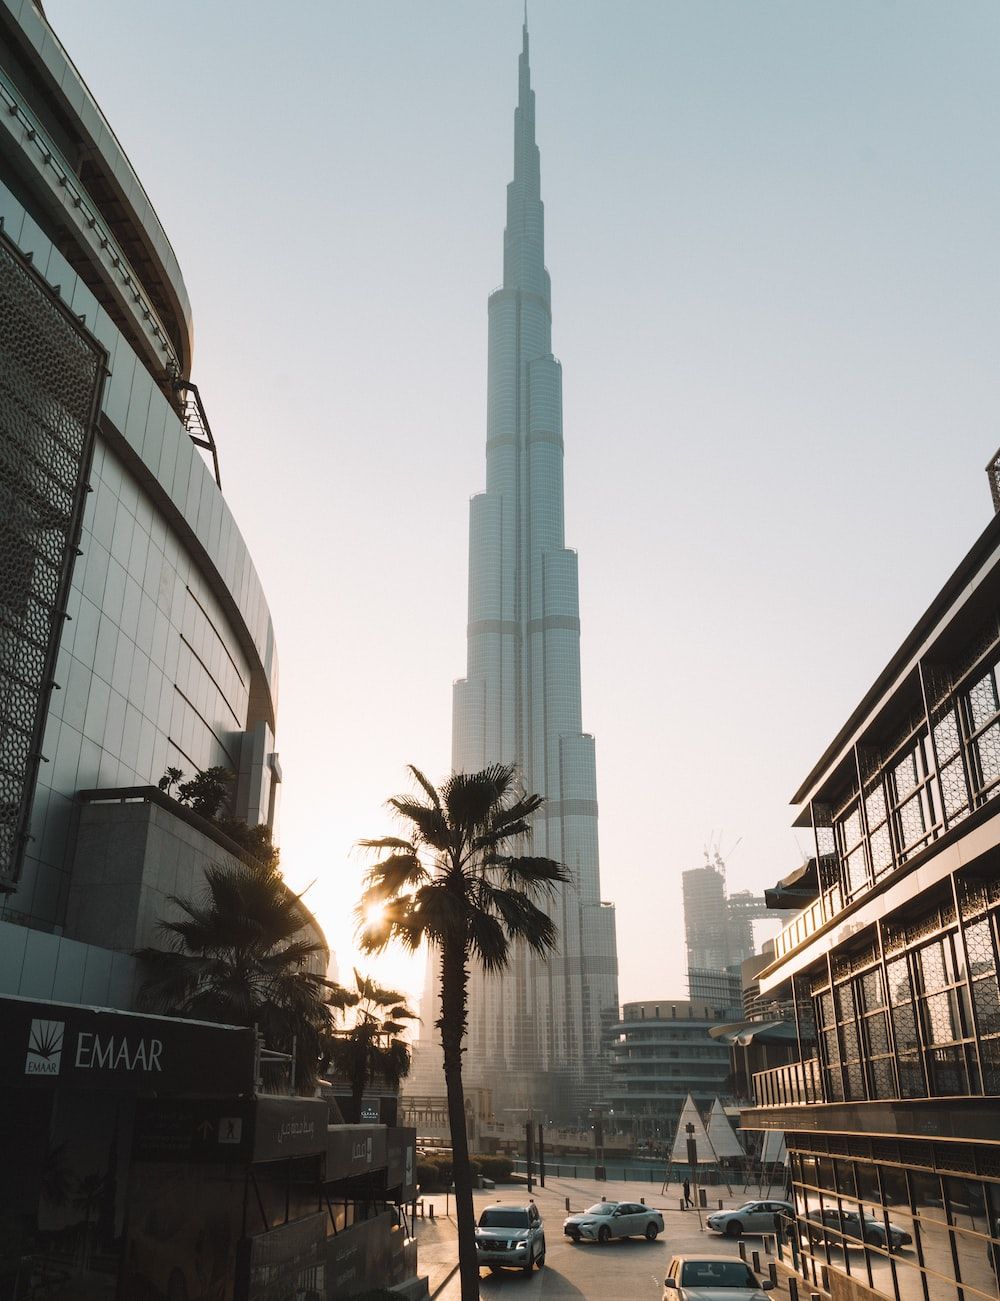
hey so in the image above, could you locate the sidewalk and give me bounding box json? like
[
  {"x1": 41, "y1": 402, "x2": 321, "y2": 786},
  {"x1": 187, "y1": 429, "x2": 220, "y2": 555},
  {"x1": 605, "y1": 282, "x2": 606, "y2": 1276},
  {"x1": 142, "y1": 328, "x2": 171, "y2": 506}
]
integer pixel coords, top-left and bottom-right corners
[{"x1": 412, "y1": 1209, "x2": 459, "y2": 1298}]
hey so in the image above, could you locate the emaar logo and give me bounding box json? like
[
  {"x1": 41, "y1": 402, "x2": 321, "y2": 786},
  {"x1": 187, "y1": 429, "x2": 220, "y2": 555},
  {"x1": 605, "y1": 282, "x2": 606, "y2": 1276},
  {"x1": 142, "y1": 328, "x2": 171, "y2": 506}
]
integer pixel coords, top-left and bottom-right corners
[{"x1": 25, "y1": 1020, "x2": 64, "y2": 1076}]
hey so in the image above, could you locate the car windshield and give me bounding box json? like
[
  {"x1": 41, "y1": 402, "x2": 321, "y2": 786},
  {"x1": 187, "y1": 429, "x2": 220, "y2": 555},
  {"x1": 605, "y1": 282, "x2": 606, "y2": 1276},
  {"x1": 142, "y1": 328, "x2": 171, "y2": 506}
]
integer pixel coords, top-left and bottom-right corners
[
  {"x1": 479, "y1": 1210, "x2": 529, "y2": 1228},
  {"x1": 585, "y1": 1203, "x2": 616, "y2": 1215},
  {"x1": 680, "y1": 1261, "x2": 757, "y2": 1288}
]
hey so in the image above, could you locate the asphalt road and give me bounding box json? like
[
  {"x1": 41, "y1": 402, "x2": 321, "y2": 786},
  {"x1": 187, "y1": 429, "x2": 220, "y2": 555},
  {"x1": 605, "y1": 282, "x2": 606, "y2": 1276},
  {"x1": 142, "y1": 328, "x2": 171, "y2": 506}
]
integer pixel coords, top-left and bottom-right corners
[{"x1": 433, "y1": 1175, "x2": 788, "y2": 1300}]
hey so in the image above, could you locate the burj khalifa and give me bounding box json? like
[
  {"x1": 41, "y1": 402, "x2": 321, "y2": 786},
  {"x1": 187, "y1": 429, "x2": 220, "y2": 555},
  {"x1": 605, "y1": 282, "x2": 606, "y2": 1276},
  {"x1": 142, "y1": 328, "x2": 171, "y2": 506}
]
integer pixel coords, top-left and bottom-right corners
[{"x1": 420, "y1": 19, "x2": 619, "y2": 1121}]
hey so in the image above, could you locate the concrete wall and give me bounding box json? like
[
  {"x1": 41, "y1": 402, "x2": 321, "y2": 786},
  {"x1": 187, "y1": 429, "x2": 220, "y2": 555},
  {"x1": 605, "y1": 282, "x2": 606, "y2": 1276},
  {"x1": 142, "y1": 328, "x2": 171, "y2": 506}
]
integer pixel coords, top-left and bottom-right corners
[{"x1": 65, "y1": 796, "x2": 249, "y2": 953}]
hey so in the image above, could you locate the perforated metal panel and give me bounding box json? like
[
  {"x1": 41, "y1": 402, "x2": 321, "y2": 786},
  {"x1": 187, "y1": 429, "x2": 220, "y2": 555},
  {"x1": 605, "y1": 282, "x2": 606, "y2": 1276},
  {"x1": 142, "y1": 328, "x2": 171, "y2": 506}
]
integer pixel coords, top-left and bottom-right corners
[{"x1": 0, "y1": 231, "x2": 106, "y2": 888}]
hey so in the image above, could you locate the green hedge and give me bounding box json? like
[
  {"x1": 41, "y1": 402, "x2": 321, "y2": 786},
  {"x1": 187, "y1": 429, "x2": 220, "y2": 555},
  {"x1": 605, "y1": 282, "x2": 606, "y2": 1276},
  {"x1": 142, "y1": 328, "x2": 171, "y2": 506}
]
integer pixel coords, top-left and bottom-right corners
[{"x1": 415, "y1": 1152, "x2": 514, "y2": 1191}]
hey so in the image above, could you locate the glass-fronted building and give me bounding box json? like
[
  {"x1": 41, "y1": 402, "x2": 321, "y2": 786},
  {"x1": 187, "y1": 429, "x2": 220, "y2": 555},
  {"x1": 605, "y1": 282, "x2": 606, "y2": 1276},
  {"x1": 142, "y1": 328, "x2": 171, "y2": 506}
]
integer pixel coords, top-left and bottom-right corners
[
  {"x1": 743, "y1": 487, "x2": 1000, "y2": 1301},
  {"x1": 0, "y1": 0, "x2": 302, "y2": 1000}
]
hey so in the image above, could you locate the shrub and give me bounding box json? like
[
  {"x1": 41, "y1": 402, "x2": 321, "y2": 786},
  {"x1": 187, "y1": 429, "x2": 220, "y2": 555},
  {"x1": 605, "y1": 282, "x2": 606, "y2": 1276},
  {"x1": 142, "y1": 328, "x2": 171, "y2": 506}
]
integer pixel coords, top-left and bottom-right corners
[{"x1": 470, "y1": 1154, "x2": 514, "y2": 1182}]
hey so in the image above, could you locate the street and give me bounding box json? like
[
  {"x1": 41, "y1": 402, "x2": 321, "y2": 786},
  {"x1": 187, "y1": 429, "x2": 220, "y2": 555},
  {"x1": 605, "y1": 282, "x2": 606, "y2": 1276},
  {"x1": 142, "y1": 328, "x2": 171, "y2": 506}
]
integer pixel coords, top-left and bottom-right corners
[{"x1": 427, "y1": 1174, "x2": 794, "y2": 1300}]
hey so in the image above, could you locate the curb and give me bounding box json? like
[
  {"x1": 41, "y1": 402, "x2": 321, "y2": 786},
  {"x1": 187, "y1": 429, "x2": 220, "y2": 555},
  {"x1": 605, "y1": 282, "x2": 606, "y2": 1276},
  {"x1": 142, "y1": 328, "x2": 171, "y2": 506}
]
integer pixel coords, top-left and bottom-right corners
[{"x1": 429, "y1": 1260, "x2": 460, "y2": 1298}]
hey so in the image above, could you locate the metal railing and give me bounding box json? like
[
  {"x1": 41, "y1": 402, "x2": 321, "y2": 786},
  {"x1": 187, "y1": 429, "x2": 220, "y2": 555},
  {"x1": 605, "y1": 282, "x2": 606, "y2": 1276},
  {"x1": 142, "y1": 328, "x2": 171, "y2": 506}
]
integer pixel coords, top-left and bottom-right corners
[
  {"x1": 772, "y1": 885, "x2": 843, "y2": 962},
  {"x1": 752, "y1": 1058, "x2": 822, "y2": 1108}
]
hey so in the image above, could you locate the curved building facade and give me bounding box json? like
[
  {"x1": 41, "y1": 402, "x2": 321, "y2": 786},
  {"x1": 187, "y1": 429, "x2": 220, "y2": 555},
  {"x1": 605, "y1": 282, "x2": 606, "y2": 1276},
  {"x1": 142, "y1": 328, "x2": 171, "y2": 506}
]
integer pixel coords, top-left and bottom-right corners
[{"x1": 0, "y1": 0, "x2": 298, "y2": 1002}]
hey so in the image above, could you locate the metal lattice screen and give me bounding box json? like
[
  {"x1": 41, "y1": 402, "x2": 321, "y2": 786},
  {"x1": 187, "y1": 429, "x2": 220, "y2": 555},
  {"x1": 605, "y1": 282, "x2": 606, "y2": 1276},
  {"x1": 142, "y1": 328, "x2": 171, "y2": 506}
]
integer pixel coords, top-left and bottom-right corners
[{"x1": 0, "y1": 230, "x2": 106, "y2": 889}]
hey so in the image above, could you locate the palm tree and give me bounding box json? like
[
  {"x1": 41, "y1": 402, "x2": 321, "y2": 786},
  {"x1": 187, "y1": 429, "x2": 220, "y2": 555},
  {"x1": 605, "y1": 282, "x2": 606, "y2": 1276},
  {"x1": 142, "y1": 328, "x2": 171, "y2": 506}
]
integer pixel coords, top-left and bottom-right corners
[
  {"x1": 325, "y1": 969, "x2": 416, "y2": 1122},
  {"x1": 137, "y1": 861, "x2": 331, "y2": 1088},
  {"x1": 357, "y1": 764, "x2": 568, "y2": 1301}
]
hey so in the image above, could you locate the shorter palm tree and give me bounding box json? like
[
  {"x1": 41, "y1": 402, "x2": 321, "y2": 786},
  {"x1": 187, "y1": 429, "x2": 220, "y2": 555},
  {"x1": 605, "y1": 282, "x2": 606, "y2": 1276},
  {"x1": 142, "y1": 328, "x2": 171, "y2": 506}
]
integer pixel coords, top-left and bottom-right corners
[
  {"x1": 325, "y1": 970, "x2": 416, "y2": 1122},
  {"x1": 137, "y1": 861, "x2": 331, "y2": 1088}
]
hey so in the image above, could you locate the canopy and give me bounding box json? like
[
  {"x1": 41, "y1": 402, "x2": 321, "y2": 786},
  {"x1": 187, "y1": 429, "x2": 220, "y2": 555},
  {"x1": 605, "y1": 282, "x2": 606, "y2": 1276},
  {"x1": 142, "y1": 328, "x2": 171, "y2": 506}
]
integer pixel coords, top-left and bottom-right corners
[
  {"x1": 670, "y1": 1094, "x2": 715, "y2": 1164},
  {"x1": 709, "y1": 1019, "x2": 799, "y2": 1046},
  {"x1": 706, "y1": 1097, "x2": 745, "y2": 1159},
  {"x1": 760, "y1": 1130, "x2": 787, "y2": 1166}
]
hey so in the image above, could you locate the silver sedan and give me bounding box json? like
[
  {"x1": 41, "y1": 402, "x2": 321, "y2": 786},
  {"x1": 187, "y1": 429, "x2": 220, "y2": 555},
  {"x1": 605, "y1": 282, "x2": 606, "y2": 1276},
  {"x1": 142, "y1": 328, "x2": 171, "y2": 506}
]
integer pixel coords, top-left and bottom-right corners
[{"x1": 564, "y1": 1200, "x2": 664, "y2": 1243}]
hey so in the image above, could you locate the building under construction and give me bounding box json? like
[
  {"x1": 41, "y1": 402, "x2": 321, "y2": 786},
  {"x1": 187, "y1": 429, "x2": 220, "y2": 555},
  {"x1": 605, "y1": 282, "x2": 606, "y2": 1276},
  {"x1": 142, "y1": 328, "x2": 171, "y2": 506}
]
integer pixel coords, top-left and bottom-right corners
[{"x1": 684, "y1": 856, "x2": 782, "y2": 1017}]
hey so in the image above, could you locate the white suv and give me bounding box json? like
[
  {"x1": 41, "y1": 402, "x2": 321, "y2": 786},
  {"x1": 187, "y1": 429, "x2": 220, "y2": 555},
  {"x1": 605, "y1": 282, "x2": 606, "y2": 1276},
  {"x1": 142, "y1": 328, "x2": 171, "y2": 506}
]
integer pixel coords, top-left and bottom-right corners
[{"x1": 475, "y1": 1203, "x2": 546, "y2": 1273}]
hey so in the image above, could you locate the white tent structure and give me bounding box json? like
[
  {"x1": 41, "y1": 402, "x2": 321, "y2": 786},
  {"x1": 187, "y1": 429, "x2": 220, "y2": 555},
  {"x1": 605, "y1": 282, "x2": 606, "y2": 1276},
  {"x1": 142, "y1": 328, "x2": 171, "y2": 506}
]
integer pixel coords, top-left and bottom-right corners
[
  {"x1": 706, "y1": 1097, "x2": 745, "y2": 1161},
  {"x1": 761, "y1": 1130, "x2": 787, "y2": 1166},
  {"x1": 669, "y1": 1094, "x2": 714, "y2": 1164}
]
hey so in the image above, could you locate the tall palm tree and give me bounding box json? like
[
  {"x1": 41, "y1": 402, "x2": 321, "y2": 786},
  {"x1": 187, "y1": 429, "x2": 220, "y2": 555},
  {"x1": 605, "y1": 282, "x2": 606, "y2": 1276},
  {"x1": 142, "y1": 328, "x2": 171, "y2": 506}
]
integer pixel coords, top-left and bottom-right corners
[
  {"x1": 137, "y1": 861, "x2": 331, "y2": 1088},
  {"x1": 357, "y1": 764, "x2": 568, "y2": 1301},
  {"x1": 325, "y1": 969, "x2": 416, "y2": 1122}
]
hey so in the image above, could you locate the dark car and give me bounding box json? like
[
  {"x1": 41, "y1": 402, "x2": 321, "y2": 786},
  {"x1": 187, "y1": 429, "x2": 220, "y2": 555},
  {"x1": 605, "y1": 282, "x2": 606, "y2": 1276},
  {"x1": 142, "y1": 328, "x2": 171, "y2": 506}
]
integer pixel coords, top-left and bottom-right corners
[{"x1": 806, "y1": 1208, "x2": 911, "y2": 1251}]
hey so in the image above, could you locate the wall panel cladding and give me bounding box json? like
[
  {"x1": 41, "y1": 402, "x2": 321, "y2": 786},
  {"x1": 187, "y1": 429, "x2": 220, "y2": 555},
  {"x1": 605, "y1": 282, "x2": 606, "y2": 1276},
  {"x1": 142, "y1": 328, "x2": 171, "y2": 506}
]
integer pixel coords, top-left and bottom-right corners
[{"x1": 0, "y1": 231, "x2": 105, "y2": 889}]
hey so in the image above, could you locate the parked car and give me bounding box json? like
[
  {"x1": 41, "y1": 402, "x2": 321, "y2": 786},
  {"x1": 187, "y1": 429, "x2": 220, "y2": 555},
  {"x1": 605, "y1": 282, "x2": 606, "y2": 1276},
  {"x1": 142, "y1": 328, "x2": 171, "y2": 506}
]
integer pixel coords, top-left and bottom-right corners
[
  {"x1": 806, "y1": 1208, "x2": 912, "y2": 1251},
  {"x1": 563, "y1": 1200, "x2": 664, "y2": 1243},
  {"x1": 663, "y1": 1254, "x2": 776, "y2": 1298},
  {"x1": 707, "y1": 1200, "x2": 793, "y2": 1238},
  {"x1": 475, "y1": 1203, "x2": 546, "y2": 1273}
]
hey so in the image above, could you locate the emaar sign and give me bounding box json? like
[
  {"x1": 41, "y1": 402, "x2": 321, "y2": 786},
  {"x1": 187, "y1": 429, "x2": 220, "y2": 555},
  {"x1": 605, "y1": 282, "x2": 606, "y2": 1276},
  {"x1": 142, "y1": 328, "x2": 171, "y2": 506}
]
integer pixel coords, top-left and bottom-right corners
[{"x1": 3, "y1": 994, "x2": 255, "y2": 1096}]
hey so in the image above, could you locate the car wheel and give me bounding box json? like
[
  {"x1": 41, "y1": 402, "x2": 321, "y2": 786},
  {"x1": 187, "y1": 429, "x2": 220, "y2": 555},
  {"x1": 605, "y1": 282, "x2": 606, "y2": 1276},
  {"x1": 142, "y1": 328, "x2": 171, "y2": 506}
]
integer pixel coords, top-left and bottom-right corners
[
  {"x1": 726, "y1": 1220, "x2": 743, "y2": 1239},
  {"x1": 536, "y1": 1247, "x2": 546, "y2": 1268},
  {"x1": 598, "y1": 1225, "x2": 611, "y2": 1244},
  {"x1": 645, "y1": 1221, "x2": 659, "y2": 1241}
]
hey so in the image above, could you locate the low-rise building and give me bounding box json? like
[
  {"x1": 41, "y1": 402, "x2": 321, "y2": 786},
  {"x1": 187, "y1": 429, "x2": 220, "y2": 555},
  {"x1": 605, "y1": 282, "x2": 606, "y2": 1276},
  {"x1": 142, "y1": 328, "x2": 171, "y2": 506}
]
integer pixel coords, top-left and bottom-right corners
[{"x1": 608, "y1": 999, "x2": 732, "y2": 1143}]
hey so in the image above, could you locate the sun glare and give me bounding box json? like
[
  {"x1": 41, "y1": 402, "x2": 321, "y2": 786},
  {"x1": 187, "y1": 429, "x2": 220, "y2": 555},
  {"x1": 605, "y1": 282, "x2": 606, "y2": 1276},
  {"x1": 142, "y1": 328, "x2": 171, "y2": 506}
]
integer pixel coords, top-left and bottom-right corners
[{"x1": 363, "y1": 901, "x2": 387, "y2": 932}]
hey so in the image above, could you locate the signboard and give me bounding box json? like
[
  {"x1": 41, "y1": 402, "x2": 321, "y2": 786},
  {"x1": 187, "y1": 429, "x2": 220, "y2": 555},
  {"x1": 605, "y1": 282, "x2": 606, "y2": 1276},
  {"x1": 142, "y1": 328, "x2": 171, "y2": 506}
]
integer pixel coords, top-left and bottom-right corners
[
  {"x1": 0, "y1": 994, "x2": 255, "y2": 1096},
  {"x1": 386, "y1": 1126, "x2": 417, "y2": 1199},
  {"x1": 326, "y1": 1125, "x2": 388, "y2": 1184},
  {"x1": 236, "y1": 1211, "x2": 326, "y2": 1301},
  {"x1": 134, "y1": 1098, "x2": 253, "y2": 1163},
  {"x1": 252, "y1": 1096, "x2": 328, "y2": 1162},
  {"x1": 325, "y1": 1211, "x2": 414, "y2": 1298}
]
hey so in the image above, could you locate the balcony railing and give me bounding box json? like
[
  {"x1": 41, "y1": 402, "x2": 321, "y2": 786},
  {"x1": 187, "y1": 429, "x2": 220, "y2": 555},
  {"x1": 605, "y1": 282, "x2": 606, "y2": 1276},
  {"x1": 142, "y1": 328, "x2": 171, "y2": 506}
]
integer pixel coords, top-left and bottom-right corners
[
  {"x1": 752, "y1": 1058, "x2": 822, "y2": 1108},
  {"x1": 772, "y1": 885, "x2": 843, "y2": 963}
]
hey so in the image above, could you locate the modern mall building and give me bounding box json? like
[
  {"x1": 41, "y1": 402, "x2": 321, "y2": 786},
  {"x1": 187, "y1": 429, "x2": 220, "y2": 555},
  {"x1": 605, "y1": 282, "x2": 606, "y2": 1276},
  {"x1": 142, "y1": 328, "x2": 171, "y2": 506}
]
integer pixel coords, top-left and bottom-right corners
[
  {"x1": 1, "y1": 0, "x2": 283, "y2": 997},
  {"x1": 743, "y1": 473, "x2": 1000, "y2": 1301},
  {"x1": 0, "y1": 6, "x2": 420, "y2": 1298}
]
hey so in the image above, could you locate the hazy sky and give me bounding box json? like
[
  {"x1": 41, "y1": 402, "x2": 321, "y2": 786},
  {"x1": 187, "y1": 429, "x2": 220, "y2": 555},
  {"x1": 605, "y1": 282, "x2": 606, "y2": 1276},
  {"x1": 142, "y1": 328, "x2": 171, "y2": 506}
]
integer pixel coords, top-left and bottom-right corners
[{"x1": 44, "y1": 1, "x2": 1000, "y2": 1007}]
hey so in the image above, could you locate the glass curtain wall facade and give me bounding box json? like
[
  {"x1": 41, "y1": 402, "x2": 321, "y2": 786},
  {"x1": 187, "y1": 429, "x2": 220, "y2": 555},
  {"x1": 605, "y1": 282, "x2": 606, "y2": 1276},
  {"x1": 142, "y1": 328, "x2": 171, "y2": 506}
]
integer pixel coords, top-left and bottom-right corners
[
  {"x1": 0, "y1": 0, "x2": 293, "y2": 1002},
  {"x1": 743, "y1": 503, "x2": 1000, "y2": 1301}
]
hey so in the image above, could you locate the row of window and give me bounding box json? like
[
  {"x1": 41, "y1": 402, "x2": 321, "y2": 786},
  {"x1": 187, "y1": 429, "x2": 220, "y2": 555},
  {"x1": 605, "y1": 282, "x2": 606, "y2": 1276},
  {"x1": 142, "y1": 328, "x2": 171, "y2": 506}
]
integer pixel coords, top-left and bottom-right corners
[
  {"x1": 824, "y1": 650, "x2": 1000, "y2": 911},
  {"x1": 813, "y1": 901, "x2": 1000, "y2": 1102}
]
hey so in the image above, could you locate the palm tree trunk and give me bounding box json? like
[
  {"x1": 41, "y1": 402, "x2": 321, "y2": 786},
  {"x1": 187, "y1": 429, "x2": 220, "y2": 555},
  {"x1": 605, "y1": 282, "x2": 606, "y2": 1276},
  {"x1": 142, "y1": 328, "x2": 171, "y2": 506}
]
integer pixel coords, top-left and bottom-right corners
[{"x1": 439, "y1": 942, "x2": 479, "y2": 1300}]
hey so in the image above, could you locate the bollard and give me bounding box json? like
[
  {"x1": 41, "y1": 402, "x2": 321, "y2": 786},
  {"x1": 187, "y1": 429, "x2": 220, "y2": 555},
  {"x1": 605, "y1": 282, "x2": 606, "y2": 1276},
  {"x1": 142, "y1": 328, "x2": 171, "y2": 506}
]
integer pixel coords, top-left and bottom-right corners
[
  {"x1": 718, "y1": 1199, "x2": 724, "y2": 1210},
  {"x1": 428, "y1": 1203, "x2": 435, "y2": 1220},
  {"x1": 763, "y1": 1234, "x2": 774, "y2": 1255},
  {"x1": 679, "y1": 1199, "x2": 685, "y2": 1211},
  {"x1": 810, "y1": 1294, "x2": 821, "y2": 1301},
  {"x1": 752, "y1": 1250, "x2": 761, "y2": 1273},
  {"x1": 768, "y1": 1262, "x2": 778, "y2": 1286},
  {"x1": 738, "y1": 1243, "x2": 747, "y2": 1262},
  {"x1": 787, "y1": 1280, "x2": 799, "y2": 1301},
  {"x1": 565, "y1": 1197, "x2": 570, "y2": 1212},
  {"x1": 698, "y1": 1188, "x2": 707, "y2": 1209},
  {"x1": 641, "y1": 1197, "x2": 645, "y2": 1205}
]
